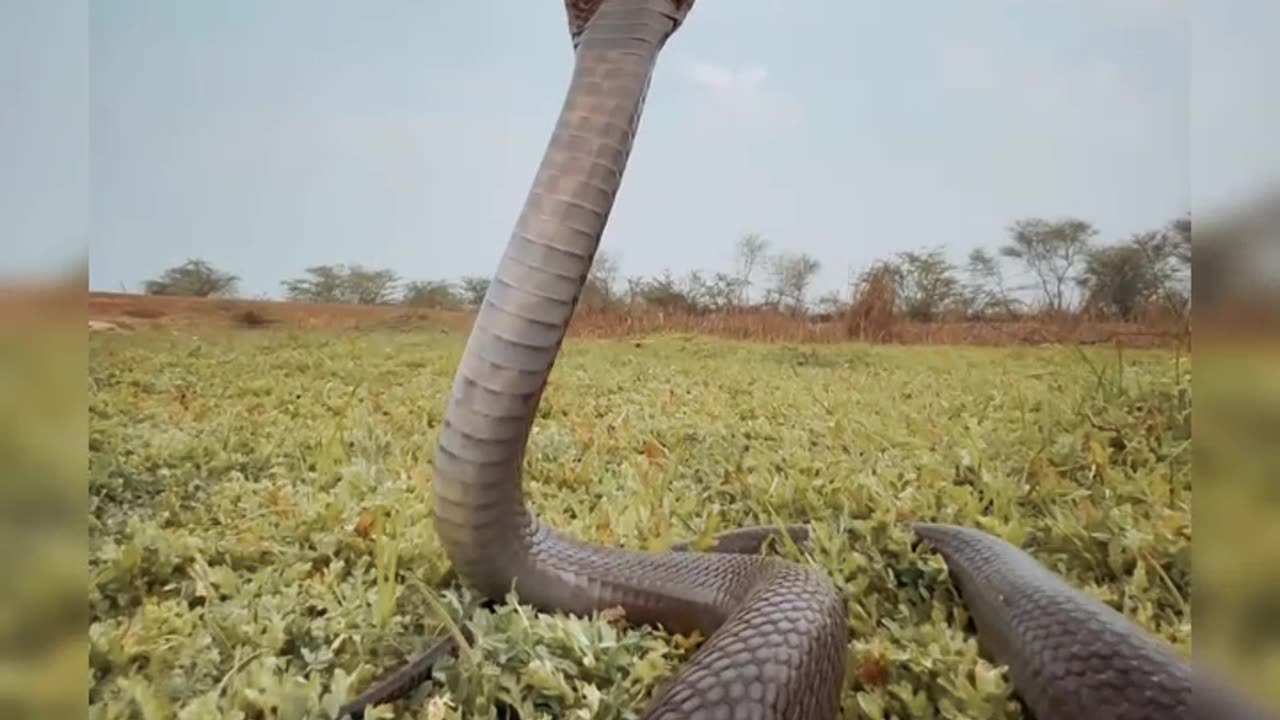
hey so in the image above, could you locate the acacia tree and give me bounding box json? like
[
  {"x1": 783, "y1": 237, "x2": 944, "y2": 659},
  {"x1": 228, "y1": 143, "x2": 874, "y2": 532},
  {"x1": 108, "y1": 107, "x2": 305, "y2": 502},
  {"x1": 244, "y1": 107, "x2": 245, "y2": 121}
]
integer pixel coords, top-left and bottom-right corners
[
  {"x1": 1079, "y1": 242, "x2": 1159, "y2": 320},
  {"x1": 627, "y1": 269, "x2": 696, "y2": 311},
  {"x1": 813, "y1": 290, "x2": 847, "y2": 316},
  {"x1": 964, "y1": 248, "x2": 1018, "y2": 317},
  {"x1": 767, "y1": 251, "x2": 821, "y2": 314},
  {"x1": 1000, "y1": 217, "x2": 1096, "y2": 313},
  {"x1": 282, "y1": 264, "x2": 399, "y2": 304},
  {"x1": 703, "y1": 272, "x2": 747, "y2": 311},
  {"x1": 1080, "y1": 216, "x2": 1193, "y2": 320},
  {"x1": 143, "y1": 259, "x2": 239, "y2": 297},
  {"x1": 343, "y1": 265, "x2": 401, "y2": 305},
  {"x1": 402, "y1": 280, "x2": 461, "y2": 309},
  {"x1": 458, "y1": 276, "x2": 490, "y2": 308},
  {"x1": 733, "y1": 233, "x2": 769, "y2": 306},
  {"x1": 1146, "y1": 214, "x2": 1192, "y2": 315},
  {"x1": 893, "y1": 247, "x2": 961, "y2": 321},
  {"x1": 1169, "y1": 213, "x2": 1191, "y2": 264},
  {"x1": 581, "y1": 249, "x2": 621, "y2": 310},
  {"x1": 281, "y1": 265, "x2": 346, "y2": 303}
]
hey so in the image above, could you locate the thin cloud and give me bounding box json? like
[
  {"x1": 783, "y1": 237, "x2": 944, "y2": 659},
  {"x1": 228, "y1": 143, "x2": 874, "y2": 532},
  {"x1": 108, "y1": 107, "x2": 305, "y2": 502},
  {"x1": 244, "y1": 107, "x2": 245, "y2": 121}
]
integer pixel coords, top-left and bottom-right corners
[
  {"x1": 685, "y1": 60, "x2": 768, "y2": 94},
  {"x1": 676, "y1": 59, "x2": 804, "y2": 140}
]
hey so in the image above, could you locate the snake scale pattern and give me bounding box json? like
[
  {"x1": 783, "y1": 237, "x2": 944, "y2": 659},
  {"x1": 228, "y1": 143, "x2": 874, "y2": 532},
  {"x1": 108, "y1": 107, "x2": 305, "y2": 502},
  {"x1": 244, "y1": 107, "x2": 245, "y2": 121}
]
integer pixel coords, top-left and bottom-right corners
[{"x1": 348, "y1": 2, "x2": 1271, "y2": 718}]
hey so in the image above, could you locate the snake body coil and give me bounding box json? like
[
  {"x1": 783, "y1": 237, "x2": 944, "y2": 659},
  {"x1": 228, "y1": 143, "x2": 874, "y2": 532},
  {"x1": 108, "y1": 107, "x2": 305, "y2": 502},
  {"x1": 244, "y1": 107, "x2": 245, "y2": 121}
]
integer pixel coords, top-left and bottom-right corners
[
  {"x1": 424, "y1": 1, "x2": 1236, "y2": 718},
  {"x1": 431, "y1": 1, "x2": 844, "y2": 716}
]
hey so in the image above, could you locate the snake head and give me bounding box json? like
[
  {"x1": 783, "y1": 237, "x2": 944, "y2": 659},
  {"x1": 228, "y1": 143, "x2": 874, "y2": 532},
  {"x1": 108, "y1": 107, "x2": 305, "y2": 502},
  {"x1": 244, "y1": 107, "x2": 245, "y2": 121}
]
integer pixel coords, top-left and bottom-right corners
[{"x1": 564, "y1": 0, "x2": 697, "y2": 47}]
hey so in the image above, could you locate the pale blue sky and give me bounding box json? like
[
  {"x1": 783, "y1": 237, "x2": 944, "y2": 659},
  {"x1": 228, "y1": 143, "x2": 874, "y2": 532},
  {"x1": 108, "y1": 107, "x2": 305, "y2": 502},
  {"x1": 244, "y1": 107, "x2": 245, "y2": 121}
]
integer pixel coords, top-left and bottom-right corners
[{"x1": 2, "y1": 1, "x2": 1275, "y2": 297}]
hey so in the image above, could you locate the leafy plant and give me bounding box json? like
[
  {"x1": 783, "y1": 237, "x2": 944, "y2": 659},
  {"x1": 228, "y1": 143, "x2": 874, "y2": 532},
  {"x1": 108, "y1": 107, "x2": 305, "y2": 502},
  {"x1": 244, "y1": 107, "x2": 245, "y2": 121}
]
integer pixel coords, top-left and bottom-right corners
[{"x1": 88, "y1": 332, "x2": 1193, "y2": 718}]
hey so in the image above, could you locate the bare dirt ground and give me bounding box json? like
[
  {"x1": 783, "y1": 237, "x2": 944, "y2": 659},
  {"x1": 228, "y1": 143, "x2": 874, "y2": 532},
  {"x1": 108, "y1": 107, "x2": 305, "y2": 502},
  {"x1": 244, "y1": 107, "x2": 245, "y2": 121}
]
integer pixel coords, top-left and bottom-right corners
[
  {"x1": 87, "y1": 292, "x2": 468, "y2": 333},
  {"x1": 83, "y1": 291, "x2": 1186, "y2": 349}
]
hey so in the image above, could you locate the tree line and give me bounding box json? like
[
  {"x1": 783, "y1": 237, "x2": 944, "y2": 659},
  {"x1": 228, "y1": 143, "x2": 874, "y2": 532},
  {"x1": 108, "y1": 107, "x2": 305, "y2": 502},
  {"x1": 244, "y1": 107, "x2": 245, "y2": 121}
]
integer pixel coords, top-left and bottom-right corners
[{"x1": 140, "y1": 213, "x2": 1191, "y2": 323}]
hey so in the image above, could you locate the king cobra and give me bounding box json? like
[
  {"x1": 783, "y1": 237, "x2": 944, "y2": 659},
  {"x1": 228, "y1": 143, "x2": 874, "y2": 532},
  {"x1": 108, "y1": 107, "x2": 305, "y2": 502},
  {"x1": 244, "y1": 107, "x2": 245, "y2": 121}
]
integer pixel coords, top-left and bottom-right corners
[{"x1": 347, "y1": 1, "x2": 1265, "y2": 718}]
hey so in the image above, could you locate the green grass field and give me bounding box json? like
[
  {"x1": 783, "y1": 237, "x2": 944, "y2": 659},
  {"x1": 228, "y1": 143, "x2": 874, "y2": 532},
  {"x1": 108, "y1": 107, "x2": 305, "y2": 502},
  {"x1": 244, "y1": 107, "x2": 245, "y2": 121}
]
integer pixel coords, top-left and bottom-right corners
[{"x1": 88, "y1": 331, "x2": 1192, "y2": 719}]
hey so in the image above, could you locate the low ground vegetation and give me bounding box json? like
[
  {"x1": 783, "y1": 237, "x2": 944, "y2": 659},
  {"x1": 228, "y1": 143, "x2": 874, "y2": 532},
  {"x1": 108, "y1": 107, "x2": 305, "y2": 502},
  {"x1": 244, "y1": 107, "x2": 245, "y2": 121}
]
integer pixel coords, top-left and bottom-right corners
[{"x1": 88, "y1": 329, "x2": 1192, "y2": 719}]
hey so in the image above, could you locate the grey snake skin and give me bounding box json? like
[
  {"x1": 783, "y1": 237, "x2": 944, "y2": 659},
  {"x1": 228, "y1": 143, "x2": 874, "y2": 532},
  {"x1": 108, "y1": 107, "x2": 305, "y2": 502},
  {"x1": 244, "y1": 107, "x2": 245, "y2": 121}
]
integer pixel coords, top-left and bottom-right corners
[{"x1": 344, "y1": 1, "x2": 1270, "y2": 718}]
